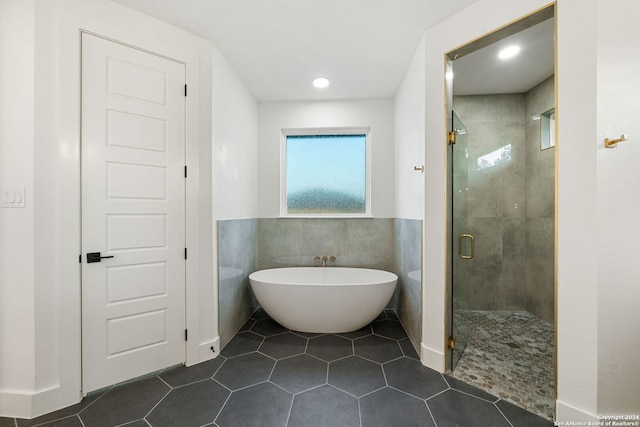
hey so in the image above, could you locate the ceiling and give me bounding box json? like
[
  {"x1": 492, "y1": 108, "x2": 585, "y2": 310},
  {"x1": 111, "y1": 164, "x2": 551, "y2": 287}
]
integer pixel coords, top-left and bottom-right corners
[
  {"x1": 109, "y1": 0, "x2": 554, "y2": 101},
  {"x1": 452, "y1": 18, "x2": 555, "y2": 95}
]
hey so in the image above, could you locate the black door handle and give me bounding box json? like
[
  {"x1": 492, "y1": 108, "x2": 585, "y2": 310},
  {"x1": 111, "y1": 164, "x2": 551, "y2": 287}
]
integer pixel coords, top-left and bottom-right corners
[{"x1": 87, "y1": 252, "x2": 115, "y2": 263}]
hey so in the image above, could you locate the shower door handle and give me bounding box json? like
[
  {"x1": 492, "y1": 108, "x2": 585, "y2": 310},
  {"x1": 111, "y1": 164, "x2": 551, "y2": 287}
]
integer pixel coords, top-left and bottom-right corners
[{"x1": 458, "y1": 234, "x2": 475, "y2": 259}]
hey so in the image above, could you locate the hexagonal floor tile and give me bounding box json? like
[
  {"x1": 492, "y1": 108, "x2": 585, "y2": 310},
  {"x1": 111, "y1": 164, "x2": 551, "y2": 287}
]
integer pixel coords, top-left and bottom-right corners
[
  {"x1": 220, "y1": 331, "x2": 263, "y2": 357},
  {"x1": 360, "y1": 387, "x2": 434, "y2": 427},
  {"x1": 371, "y1": 319, "x2": 408, "y2": 340},
  {"x1": 307, "y1": 334, "x2": 353, "y2": 362},
  {"x1": 399, "y1": 338, "x2": 420, "y2": 359},
  {"x1": 79, "y1": 377, "x2": 169, "y2": 427},
  {"x1": 288, "y1": 385, "x2": 359, "y2": 427},
  {"x1": 270, "y1": 354, "x2": 328, "y2": 394},
  {"x1": 496, "y1": 400, "x2": 554, "y2": 427},
  {"x1": 259, "y1": 332, "x2": 307, "y2": 359},
  {"x1": 22, "y1": 416, "x2": 82, "y2": 427},
  {"x1": 215, "y1": 382, "x2": 292, "y2": 427},
  {"x1": 159, "y1": 357, "x2": 225, "y2": 387},
  {"x1": 373, "y1": 311, "x2": 387, "y2": 322},
  {"x1": 214, "y1": 353, "x2": 275, "y2": 390},
  {"x1": 337, "y1": 324, "x2": 372, "y2": 339},
  {"x1": 238, "y1": 318, "x2": 255, "y2": 332},
  {"x1": 383, "y1": 309, "x2": 399, "y2": 321},
  {"x1": 250, "y1": 307, "x2": 270, "y2": 320},
  {"x1": 328, "y1": 356, "x2": 385, "y2": 397},
  {"x1": 427, "y1": 389, "x2": 511, "y2": 427},
  {"x1": 354, "y1": 334, "x2": 403, "y2": 363},
  {"x1": 444, "y1": 375, "x2": 498, "y2": 402},
  {"x1": 146, "y1": 380, "x2": 229, "y2": 427},
  {"x1": 251, "y1": 318, "x2": 289, "y2": 336},
  {"x1": 384, "y1": 357, "x2": 448, "y2": 399}
]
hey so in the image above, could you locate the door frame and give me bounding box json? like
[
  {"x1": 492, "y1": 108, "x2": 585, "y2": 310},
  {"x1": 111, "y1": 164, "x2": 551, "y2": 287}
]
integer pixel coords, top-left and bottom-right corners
[
  {"x1": 421, "y1": 0, "x2": 556, "y2": 374},
  {"x1": 443, "y1": 6, "x2": 557, "y2": 375},
  {"x1": 50, "y1": 7, "x2": 214, "y2": 409},
  {"x1": 79, "y1": 32, "x2": 189, "y2": 392},
  {"x1": 76, "y1": 30, "x2": 206, "y2": 393}
]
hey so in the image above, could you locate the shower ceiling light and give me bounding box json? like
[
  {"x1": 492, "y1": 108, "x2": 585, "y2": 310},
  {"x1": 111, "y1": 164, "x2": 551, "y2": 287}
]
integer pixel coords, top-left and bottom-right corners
[
  {"x1": 498, "y1": 45, "x2": 521, "y2": 60},
  {"x1": 312, "y1": 77, "x2": 330, "y2": 88}
]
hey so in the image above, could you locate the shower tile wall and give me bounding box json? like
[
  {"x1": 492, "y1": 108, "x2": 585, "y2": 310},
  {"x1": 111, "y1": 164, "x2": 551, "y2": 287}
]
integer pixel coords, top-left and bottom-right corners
[
  {"x1": 394, "y1": 218, "x2": 422, "y2": 353},
  {"x1": 453, "y1": 94, "x2": 528, "y2": 311},
  {"x1": 453, "y1": 77, "x2": 555, "y2": 320},
  {"x1": 525, "y1": 76, "x2": 555, "y2": 324},
  {"x1": 217, "y1": 219, "x2": 259, "y2": 347}
]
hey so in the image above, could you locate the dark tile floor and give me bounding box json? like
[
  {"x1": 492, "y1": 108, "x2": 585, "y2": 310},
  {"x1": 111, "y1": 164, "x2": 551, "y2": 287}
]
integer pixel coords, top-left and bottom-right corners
[{"x1": 2, "y1": 309, "x2": 553, "y2": 427}]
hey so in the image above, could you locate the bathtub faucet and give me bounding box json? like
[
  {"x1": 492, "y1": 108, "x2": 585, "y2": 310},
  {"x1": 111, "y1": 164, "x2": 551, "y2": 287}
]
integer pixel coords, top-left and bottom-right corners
[{"x1": 314, "y1": 255, "x2": 336, "y2": 267}]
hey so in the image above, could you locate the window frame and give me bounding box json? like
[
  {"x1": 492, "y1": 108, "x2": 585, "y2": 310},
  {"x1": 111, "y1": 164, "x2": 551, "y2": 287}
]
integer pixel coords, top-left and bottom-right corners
[{"x1": 280, "y1": 127, "x2": 372, "y2": 218}]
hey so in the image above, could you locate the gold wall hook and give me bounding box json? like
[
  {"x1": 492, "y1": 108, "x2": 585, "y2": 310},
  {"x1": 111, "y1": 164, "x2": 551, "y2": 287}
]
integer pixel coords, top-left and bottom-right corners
[
  {"x1": 414, "y1": 165, "x2": 424, "y2": 173},
  {"x1": 605, "y1": 134, "x2": 628, "y2": 148}
]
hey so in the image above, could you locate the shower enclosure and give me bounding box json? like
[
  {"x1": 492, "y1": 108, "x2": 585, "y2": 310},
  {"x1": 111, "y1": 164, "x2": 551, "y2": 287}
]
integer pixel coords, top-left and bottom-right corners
[
  {"x1": 445, "y1": 5, "x2": 556, "y2": 421},
  {"x1": 448, "y1": 84, "x2": 556, "y2": 420}
]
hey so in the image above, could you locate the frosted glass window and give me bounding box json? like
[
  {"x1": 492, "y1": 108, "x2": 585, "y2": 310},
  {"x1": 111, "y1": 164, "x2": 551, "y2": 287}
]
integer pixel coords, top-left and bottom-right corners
[{"x1": 285, "y1": 134, "x2": 367, "y2": 215}]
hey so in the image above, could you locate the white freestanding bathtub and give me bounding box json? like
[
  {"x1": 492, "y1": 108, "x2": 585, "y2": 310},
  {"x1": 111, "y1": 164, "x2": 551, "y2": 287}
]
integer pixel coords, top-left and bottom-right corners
[{"x1": 248, "y1": 267, "x2": 398, "y2": 333}]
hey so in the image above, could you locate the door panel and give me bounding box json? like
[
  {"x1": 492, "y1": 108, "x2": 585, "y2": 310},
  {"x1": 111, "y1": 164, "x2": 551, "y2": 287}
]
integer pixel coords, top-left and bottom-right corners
[
  {"x1": 107, "y1": 162, "x2": 167, "y2": 199},
  {"x1": 81, "y1": 33, "x2": 186, "y2": 393}
]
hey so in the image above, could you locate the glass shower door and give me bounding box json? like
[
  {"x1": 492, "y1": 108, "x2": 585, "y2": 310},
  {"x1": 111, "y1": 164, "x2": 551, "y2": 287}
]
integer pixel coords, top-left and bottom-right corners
[{"x1": 451, "y1": 111, "x2": 472, "y2": 370}]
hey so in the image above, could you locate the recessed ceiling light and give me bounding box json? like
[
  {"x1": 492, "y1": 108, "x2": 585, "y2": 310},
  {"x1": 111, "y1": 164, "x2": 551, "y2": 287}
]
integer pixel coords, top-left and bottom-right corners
[
  {"x1": 312, "y1": 77, "x2": 330, "y2": 88},
  {"x1": 498, "y1": 45, "x2": 521, "y2": 60}
]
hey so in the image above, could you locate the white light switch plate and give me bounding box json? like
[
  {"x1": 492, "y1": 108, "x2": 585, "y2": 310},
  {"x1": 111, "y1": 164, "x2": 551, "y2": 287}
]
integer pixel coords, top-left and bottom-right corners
[{"x1": 1, "y1": 188, "x2": 26, "y2": 208}]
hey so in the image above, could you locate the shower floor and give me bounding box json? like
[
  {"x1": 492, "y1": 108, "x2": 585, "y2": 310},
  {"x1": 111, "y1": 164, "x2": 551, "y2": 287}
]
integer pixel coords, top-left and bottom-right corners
[{"x1": 449, "y1": 310, "x2": 555, "y2": 421}]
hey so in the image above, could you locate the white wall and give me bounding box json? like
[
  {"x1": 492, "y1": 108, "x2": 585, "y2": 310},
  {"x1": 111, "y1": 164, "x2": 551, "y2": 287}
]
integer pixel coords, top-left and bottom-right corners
[
  {"x1": 555, "y1": 0, "x2": 599, "y2": 421},
  {"x1": 258, "y1": 99, "x2": 395, "y2": 218},
  {"x1": 394, "y1": 35, "x2": 426, "y2": 220},
  {"x1": 0, "y1": 0, "x2": 215, "y2": 418},
  {"x1": 212, "y1": 47, "x2": 259, "y2": 220},
  {"x1": 210, "y1": 43, "x2": 259, "y2": 344},
  {"x1": 595, "y1": 0, "x2": 640, "y2": 416},
  {"x1": 0, "y1": 0, "x2": 37, "y2": 411},
  {"x1": 420, "y1": 0, "x2": 601, "y2": 422}
]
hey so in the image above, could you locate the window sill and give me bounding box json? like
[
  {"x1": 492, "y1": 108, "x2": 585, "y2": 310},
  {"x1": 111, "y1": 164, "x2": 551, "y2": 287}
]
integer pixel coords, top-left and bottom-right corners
[{"x1": 278, "y1": 214, "x2": 374, "y2": 219}]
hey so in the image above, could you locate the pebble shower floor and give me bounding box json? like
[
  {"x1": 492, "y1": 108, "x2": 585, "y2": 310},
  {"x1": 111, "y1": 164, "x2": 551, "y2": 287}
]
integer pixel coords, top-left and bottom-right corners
[{"x1": 450, "y1": 310, "x2": 555, "y2": 421}]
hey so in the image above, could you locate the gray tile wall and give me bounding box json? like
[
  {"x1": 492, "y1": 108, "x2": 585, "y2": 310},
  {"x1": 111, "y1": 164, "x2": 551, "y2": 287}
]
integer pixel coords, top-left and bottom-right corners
[
  {"x1": 394, "y1": 218, "x2": 422, "y2": 352},
  {"x1": 218, "y1": 217, "x2": 423, "y2": 351},
  {"x1": 258, "y1": 218, "x2": 394, "y2": 271},
  {"x1": 453, "y1": 77, "x2": 555, "y2": 323},
  {"x1": 217, "y1": 219, "x2": 259, "y2": 347},
  {"x1": 454, "y1": 94, "x2": 528, "y2": 311},
  {"x1": 525, "y1": 76, "x2": 555, "y2": 324}
]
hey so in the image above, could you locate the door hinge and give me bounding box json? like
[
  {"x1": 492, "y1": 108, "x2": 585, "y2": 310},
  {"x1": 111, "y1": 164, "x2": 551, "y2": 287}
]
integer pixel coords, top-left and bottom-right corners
[
  {"x1": 184, "y1": 84, "x2": 187, "y2": 97},
  {"x1": 79, "y1": 254, "x2": 82, "y2": 263},
  {"x1": 184, "y1": 248, "x2": 187, "y2": 260},
  {"x1": 448, "y1": 335, "x2": 456, "y2": 350},
  {"x1": 185, "y1": 329, "x2": 188, "y2": 341},
  {"x1": 448, "y1": 131, "x2": 457, "y2": 145},
  {"x1": 184, "y1": 166, "x2": 187, "y2": 178}
]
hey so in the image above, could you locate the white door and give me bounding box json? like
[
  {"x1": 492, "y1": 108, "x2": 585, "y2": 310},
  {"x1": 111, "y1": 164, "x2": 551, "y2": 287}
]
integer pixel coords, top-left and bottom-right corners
[{"x1": 81, "y1": 33, "x2": 186, "y2": 393}]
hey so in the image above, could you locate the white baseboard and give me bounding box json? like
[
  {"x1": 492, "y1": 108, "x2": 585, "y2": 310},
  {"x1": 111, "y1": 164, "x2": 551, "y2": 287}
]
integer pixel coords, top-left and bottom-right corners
[
  {"x1": 0, "y1": 385, "x2": 64, "y2": 419},
  {"x1": 555, "y1": 400, "x2": 598, "y2": 424},
  {"x1": 421, "y1": 342, "x2": 446, "y2": 373}
]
